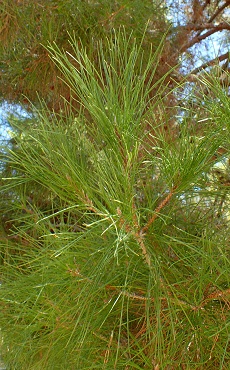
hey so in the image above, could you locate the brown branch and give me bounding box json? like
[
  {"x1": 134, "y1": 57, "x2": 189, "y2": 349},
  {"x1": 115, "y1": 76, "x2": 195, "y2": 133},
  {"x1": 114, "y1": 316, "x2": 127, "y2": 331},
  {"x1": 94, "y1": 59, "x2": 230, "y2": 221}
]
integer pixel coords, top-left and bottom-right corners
[
  {"x1": 208, "y1": 0, "x2": 230, "y2": 24},
  {"x1": 117, "y1": 207, "x2": 151, "y2": 266},
  {"x1": 190, "y1": 51, "x2": 229, "y2": 74},
  {"x1": 135, "y1": 231, "x2": 151, "y2": 267},
  {"x1": 180, "y1": 21, "x2": 230, "y2": 31},
  {"x1": 181, "y1": 24, "x2": 230, "y2": 52},
  {"x1": 141, "y1": 186, "x2": 177, "y2": 235},
  {"x1": 105, "y1": 284, "x2": 197, "y2": 310},
  {"x1": 117, "y1": 185, "x2": 177, "y2": 267},
  {"x1": 196, "y1": 1, "x2": 230, "y2": 38},
  {"x1": 201, "y1": 0, "x2": 211, "y2": 11}
]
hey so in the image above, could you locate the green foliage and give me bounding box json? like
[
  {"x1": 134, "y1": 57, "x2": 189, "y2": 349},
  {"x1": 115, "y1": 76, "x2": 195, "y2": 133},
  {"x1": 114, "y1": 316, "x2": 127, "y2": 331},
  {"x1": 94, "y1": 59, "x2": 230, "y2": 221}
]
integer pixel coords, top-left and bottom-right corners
[
  {"x1": 0, "y1": 0, "x2": 167, "y2": 107},
  {"x1": 1, "y1": 31, "x2": 230, "y2": 369}
]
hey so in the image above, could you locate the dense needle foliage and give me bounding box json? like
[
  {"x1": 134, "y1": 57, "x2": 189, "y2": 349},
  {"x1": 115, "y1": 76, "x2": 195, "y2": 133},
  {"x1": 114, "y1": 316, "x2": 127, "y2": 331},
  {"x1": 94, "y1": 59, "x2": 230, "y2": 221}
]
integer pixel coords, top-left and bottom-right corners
[
  {"x1": 0, "y1": 0, "x2": 167, "y2": 108},
  {"x1": 0, "y1": 31, "x2": 230, "y2": 369}
]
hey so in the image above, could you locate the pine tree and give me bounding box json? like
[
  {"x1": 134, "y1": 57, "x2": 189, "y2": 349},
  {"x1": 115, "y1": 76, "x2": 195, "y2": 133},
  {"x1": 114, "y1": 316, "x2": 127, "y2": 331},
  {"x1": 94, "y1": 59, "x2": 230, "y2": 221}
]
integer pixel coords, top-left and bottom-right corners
[{"x1": 1, "y1": 29, "x2": 230, "y2": 369}]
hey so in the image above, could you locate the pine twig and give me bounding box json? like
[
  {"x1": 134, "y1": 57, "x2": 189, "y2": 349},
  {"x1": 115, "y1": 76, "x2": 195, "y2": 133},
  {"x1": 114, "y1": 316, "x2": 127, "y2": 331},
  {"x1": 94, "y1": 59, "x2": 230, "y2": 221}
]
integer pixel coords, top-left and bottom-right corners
[
  {"x1": 116, "y1": 186, "x2": 177, "y2": 266},
  {"x1": 105, "y1": 284, "x2": 197, "y2": 310},
  {"x1": 141, "y1": 186, "x2": 177, "y2": 235},
  {"x1": 117, "y1": 206, "x2": 151, "y2": 266},
  {"x1": 135, "y1": 231, "x2": 151, "y2": 266},
  {"x1": 135, "y1": 186, "x2": 177, "y2": 266}
]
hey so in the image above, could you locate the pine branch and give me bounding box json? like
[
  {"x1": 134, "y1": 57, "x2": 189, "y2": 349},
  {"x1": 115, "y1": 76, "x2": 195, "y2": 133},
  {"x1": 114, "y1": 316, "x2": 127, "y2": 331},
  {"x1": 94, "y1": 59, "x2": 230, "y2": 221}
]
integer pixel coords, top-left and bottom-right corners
[
  {"x1": 196, "y1": 1, "x2": 230, "y2": 38},
  {"x1": 180, "y1": 21, "x2": 230, "y2": 31},
  {"x1": 141, "y1": 185, "x2": 177, "y2": 235},
  {"x1": 208, "y1": 0, "x2": 230, "y2": 24},
  {"x1": 190, "y1": 51, "x2": 229, "y2": 74},
  {"x1": 181, "y1": 24, "x2": 230, "y2": 52},
  {"x1": 178, "y1": 1, "x2": 230, "y2": 52},
  {"x1": 117, "y1": 207, "x2": 151, "y2": 266}
]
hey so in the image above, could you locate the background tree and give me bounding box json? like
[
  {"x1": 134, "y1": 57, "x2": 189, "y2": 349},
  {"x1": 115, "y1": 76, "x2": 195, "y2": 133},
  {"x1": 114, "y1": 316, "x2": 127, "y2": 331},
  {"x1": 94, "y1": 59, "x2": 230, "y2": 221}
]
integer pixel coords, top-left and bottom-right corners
[
  {"x1": 0, "y1": 1, "x2": 230, "y2": 369},
  {"x1": 0, "y1": 0, "x2": 229, "y2": 109},
  {"x1": 0, "y1": 0, "x2": 168, "y2": 109}
]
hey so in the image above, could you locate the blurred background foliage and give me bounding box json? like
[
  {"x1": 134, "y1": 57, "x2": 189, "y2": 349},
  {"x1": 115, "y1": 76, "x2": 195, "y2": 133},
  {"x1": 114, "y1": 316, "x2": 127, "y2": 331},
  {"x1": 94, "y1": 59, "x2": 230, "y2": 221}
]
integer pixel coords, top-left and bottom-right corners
[
  {"x1": 0, "y1": 0, "x2": 168, "y2": 109},
  {"x1": 0, "y1": 0, "x2": 229, "y2": 109}
]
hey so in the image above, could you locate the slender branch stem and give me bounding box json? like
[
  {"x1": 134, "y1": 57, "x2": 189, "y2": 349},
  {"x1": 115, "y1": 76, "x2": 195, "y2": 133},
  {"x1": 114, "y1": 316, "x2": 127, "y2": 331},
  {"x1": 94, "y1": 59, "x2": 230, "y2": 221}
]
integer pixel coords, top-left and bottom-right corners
[
  {"x1": 117, "y1": 206, "x2": 151, "y2": 266},
  {"x1": 190, "y1": 52, "x2": 229, "y2": 74},
  {"x1": 181, "y1": 25, "x2": 230, "y2": 52},
  {"x1": 105, "y1": 284, "x2": 197, "y2": 310},
  {"x1": 141, "y1": 186, "x2": 176, "y2": 235},
  {"x1": 178, "y1": 22, "x2": 230, "y2": 31},
  {"x1": 208, "y1": 0, "x2": 230, "y2": 24},
  {"x1": 135, "y1": 231, "x2": 151, "y2": 266}
]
